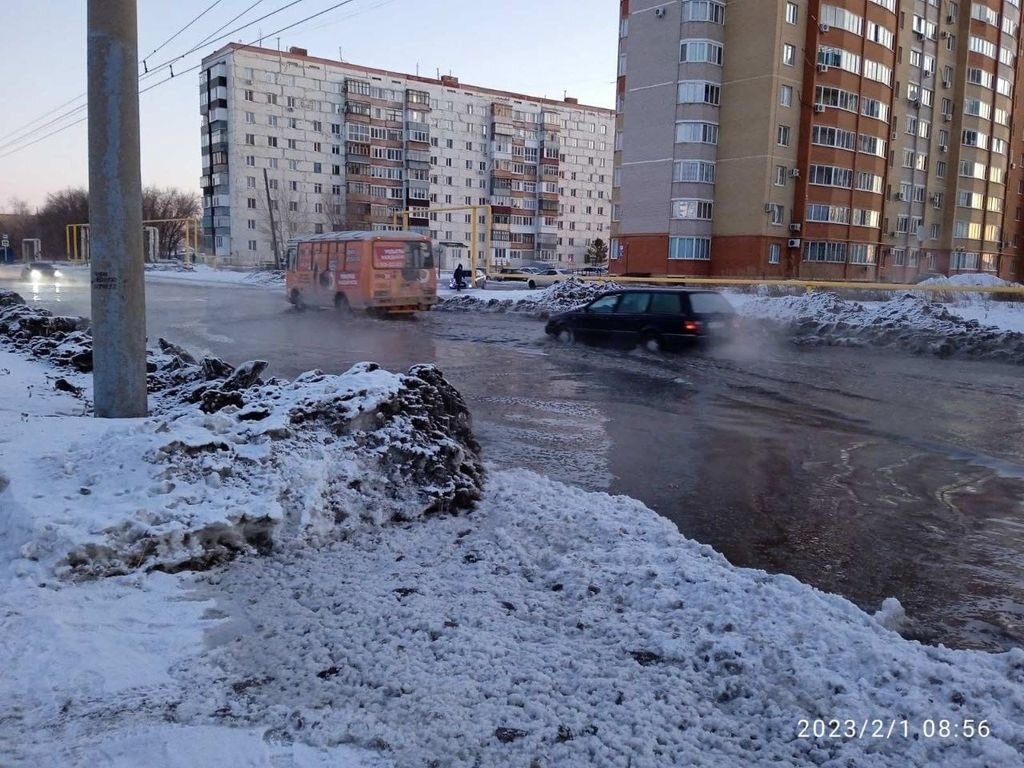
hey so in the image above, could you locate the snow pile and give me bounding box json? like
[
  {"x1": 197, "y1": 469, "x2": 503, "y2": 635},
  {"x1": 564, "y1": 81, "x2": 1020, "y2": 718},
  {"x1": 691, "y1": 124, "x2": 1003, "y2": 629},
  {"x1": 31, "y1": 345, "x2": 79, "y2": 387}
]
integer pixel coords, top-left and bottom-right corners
[
  {"x1": 242, "y1": 269, "x2": 286, "y2": 287},
  {"x1": 130, "y1": 470, "x2": 1024, "y2": 767},
  {"x1": 1, "y1": 296, "x2": 484, "y2": 578},
  {"x1": 145, "y1": 262, "x2": 196, "y2": 273},
  {"x1": 438, "y1": 277, "x2": 623, "y2": 317},
  {"x1": 741, "y1": 291, "x2": 1024, "y2": 362}
]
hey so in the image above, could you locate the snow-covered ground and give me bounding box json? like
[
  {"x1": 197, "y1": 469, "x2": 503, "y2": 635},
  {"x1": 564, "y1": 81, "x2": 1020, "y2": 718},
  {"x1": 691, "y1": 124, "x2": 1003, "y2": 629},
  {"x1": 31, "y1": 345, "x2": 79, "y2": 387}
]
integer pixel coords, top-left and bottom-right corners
[
  {"x1": 438, "y1": 276, "x2": 1024, "y2": 362},
  {"x1": 3, "y1": 327, "x2": 1024, "y2": 764},
  {"x1": 50, "y1": 262, "x2": 285, "y2": 289}
]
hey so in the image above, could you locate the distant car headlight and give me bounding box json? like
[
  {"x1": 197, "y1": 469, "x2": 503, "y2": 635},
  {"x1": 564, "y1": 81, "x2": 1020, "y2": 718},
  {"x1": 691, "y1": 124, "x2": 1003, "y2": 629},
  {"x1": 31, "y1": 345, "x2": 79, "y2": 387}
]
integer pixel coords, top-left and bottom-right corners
[
  {"x1": 53, "y1": 269, "x2": 63, "y2": 277},
  {"x1": 30, "y1": 269, "x2": 41, "y2": 278}
]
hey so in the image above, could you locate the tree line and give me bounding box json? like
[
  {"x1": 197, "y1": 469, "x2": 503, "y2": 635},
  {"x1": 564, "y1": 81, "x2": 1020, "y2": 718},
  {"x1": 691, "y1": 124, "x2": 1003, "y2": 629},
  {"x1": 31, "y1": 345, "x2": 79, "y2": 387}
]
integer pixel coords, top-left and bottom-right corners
[{"x1": 1, "y1": 187, "x2": 199, "y2": 261}]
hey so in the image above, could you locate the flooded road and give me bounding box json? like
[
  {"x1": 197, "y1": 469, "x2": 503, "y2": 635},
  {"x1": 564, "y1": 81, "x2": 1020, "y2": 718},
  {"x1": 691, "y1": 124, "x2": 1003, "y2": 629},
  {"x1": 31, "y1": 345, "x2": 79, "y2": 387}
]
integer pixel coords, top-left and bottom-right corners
[{"x1": 18, "y1": 274, "x2": 1024, "y2": 652}]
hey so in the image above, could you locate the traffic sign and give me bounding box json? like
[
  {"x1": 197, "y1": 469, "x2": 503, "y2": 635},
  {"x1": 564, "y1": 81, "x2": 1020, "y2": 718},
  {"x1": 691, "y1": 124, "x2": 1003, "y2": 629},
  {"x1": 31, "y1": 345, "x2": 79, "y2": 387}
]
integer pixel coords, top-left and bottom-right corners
[{"x1": 1, "y1": 240, "x2": 9, "y2": 248}]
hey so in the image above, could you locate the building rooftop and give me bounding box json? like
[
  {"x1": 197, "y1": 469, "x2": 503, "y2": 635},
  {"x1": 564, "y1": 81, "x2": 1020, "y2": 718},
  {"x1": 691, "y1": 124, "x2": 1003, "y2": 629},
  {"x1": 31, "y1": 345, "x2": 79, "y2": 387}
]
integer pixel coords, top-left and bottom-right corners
[{"x1": 204, "y1": 43, "x2": 615, "y2": 115}]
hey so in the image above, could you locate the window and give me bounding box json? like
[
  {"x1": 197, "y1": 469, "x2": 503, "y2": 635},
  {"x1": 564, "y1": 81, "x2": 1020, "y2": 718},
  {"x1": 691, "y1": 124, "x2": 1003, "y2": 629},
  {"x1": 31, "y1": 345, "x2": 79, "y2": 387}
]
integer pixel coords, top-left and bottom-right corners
[
  {"x1": 675, "y1": 121, "x2": 719, "y2": 144},
  {"x1": 673, "y1": 160, "x2": 716, "y2": 183},
  {"x1": 769, "y1": 243, "x2": 781, "y2": 264},
  {"x1": 809, "y1": 164, "x2": 854, "y2": 188},
  {"x1": 247, "y1": 219, "x2": 256, "y2": 230},
  {"x1": 244, "y1": 90, "x2": 254, "y2": 102},
  {"x1": 768, "y1": 204, "x2": 784, "y2": 225},
  {"x1": 681, "y1": 0, "x2": 725, "y2": 23},
  {"x1": 785, "y1": 2, "x2": 798, "y2": 24},
  {"x1": 671, "y1": 199, "x2": 714, "y2": 220},
  {"x1": 804, "y1": 241, "x2": 848, "y2": 263},
  {"x1": 678, "y1": 81, "x2": 722, "y2": 105},
  {"x1": 679, "y1": 40, "x2": 724, "y2": 65},
  {"x1": 806, "y1": 204, "x2": 850, "y2": 224},
  {"x1": 669, "y1": 237, "x2": 712, "y2": 260},
  {"x1": 775, "y1": 165, "x2": 787, "y2": 186},
  {"x1": 782, "y1": 44, "x2": 796, "y2": 67},
  {"x1": 777, "y1": 125, "x2": 791, "y2": 146},
  {"x1": 588, "y1": 295, "x2": 619, "y2": 313},
  {"x1": 616, "y1": 293, "x2": 651, "y2": 314},
  {"x1": 779, "y1": 85, "x2": 793, "y2": 108}
]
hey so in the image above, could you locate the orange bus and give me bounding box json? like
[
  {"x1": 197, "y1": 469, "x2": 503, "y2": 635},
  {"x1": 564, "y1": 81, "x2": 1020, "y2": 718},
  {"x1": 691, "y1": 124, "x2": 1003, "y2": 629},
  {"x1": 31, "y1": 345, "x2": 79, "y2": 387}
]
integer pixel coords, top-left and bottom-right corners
[{"x1": 285, "y1": 231, "x2": 437, "y2": 315}]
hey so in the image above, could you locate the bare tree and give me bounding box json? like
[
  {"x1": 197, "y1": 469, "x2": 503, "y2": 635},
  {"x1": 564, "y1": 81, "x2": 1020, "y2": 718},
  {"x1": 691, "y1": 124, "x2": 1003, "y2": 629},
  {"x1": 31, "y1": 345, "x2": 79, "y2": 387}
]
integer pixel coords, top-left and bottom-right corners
[
  {"x1": 142, "y1": 186, "x2": 200, "y2": 259},
  {"x1": 321, "y1": 188, "x2": 346, "y2": 232},
  {"x1": 37, "y1": 188, "x2": 90, "y2": 259}
]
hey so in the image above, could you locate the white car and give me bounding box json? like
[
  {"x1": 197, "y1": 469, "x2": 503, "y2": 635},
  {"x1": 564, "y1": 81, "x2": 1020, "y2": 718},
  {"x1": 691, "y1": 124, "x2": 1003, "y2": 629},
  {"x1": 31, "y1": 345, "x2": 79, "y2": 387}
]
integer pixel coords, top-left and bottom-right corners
[{"x1": 523, "y1": 268, "x2": 573, "y2": 290}]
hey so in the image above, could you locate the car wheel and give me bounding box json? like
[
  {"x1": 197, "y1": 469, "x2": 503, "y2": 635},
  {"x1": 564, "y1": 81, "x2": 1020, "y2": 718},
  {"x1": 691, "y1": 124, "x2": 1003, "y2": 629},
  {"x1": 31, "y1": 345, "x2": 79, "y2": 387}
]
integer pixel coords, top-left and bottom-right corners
[
  {"x1": 555, "y1": 325, "x2": 575, "y2": 344},
  {"x1": 527, "y1": 279, "x2": 537, "y2": 290},
  {"x1": 640, "y1": 333, "x2": 663, "y2": 353}
]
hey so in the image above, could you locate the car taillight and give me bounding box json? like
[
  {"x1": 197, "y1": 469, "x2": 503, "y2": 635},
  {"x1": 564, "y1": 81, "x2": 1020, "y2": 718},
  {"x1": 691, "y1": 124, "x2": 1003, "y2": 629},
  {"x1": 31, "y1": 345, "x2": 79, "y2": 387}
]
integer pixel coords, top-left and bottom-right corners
[{"x1": 683, "y1": 319, "x2": 702, "y2": 333}]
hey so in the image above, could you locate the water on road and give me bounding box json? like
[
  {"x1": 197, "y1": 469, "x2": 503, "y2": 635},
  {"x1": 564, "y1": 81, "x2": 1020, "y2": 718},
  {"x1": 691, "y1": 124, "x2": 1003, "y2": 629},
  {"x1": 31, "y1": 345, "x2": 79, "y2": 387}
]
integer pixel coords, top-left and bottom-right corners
[{"x1": 14, "y1": 272, "x2": 1024, "y2": 652}]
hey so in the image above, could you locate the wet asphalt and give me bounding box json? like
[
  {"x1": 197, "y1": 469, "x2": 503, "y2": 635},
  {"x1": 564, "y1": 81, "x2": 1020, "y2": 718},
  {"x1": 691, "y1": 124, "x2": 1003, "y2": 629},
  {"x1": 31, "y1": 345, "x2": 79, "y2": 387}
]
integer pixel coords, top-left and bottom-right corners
[{"x1": 12, "y1": 273, "x2": 1024, "y2": 653}]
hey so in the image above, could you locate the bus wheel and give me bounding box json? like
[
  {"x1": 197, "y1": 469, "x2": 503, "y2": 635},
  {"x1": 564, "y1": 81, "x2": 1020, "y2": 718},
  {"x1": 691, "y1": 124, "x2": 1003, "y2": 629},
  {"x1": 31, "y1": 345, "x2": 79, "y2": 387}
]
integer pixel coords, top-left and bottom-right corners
[
  {"x1": 289, "y1": 289, "x2": 305, "y2": 310},
  {"x1": 334, "y1": 293, "x2": 351, "y2": 315}
]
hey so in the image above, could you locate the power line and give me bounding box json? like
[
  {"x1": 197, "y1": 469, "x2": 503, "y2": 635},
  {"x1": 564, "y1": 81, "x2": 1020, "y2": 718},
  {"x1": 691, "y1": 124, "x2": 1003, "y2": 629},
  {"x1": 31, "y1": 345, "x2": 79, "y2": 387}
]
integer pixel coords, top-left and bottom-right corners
[
  {"x1": 189, "y1": 0, "x2": 268, "y2": 53},
  {"x1": 139, "y1": 0, "x2": 308, "y2": 82},
  {"x1": 0, "y1": 0, "x2": 376, "y2": 160},
  {"x1": 0, "y1": 0, "x2": 302, "y2": 149},
  {"x1": 141, "y1": 0, "x2": 227, "y2": 68}
]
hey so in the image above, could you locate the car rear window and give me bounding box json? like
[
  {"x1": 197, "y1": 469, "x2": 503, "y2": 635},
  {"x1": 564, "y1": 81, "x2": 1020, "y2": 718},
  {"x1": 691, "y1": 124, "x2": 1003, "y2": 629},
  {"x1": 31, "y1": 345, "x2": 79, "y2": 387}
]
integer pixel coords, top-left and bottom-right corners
[
  {"x1": 616, "y1": 292, "x2": 650, "y2": 313},
  {"x1": 649, "y1": 293, "x2": 682, "y2": 314},
  {"x1": 688, "y1": 292, "x2": 734, "y2": 314}
]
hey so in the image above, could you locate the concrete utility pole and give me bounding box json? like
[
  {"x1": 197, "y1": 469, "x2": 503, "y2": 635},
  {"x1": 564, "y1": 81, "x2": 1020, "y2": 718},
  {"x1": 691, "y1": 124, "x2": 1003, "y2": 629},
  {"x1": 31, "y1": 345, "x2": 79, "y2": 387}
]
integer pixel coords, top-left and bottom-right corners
[{"x1": 87, "y1": 0, "x2": 148, "y2": 417}]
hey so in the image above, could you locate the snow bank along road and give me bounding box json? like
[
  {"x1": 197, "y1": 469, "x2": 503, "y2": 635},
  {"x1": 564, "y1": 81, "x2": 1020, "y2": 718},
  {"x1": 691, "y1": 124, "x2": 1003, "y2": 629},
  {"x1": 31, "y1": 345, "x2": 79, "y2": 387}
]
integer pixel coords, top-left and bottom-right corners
[
  {"x1": 2, "y1": 329, "x2": 1023, "y2": 767},
  {"x1": 9, "y1": 272, "x2": 1024, "y2": 654}
]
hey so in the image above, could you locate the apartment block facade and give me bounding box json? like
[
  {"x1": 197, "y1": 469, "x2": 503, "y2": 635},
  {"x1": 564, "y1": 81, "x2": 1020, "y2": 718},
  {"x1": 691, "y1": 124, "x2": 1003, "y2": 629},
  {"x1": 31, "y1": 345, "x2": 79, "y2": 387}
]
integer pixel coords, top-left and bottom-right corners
[
  {"x1": 612, "y1": 0, "x2": 1024, "y2": 281},
  {"x1": 200, "y1": 44, "x2": 614, "y2": 267}
]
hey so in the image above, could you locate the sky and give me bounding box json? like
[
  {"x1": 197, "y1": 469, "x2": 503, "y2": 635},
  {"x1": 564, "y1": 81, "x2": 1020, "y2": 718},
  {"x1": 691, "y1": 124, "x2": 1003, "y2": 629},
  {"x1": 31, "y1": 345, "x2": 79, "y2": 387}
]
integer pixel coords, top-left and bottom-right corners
[{"x1": 0, "y1": 0, "x2": 619, "y2": 209}]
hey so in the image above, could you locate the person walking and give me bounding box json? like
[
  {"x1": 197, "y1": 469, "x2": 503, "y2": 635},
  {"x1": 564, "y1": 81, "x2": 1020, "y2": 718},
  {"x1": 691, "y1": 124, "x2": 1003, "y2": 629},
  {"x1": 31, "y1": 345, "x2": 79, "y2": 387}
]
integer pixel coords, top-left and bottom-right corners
[{"x1": 453, "y1": 263, "x2": 466, "y2": 291}]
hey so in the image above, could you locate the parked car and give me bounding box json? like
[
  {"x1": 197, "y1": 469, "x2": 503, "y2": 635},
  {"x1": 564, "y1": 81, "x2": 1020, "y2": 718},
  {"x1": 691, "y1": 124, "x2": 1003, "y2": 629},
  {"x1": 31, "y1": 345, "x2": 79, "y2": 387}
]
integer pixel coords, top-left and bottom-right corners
[
  {"x1": 575, "y1": 266, "x2": 608, "y2": 276},
  {"x1": 491, "y1": 266, "x2": 543, "y2": 282},
  {"x1": 21, "y1": 262, "x2": 63, "y2": 281},
  {"x1": 544, "y1": 288, "x2": 737, "y2": 351},
  {"x1": 524, "y1": 268, "x2": 574, "y2": 290}
]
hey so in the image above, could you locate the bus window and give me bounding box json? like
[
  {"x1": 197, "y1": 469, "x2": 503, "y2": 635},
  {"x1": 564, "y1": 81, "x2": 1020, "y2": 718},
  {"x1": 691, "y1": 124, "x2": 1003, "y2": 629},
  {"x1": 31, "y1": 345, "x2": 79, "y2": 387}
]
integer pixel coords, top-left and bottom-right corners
[
  {"x1": 372, "y1": 241, "x2": 432, "y2": 269},
  {"x1": 406, "y1": 242, "x2": 433, "y2": 269},
  {"x1": 327, "y1": 241, "x2": 339, "y2": 272},
  {"x1": 298, "y1": 244, "x2": 313, "y2": 271},
  {"x1": 287, "y1": 245, "x2": 298, "y2": 270},
  {"x1": 344, "y1": 243, "x2": 361, "y2": 271}
]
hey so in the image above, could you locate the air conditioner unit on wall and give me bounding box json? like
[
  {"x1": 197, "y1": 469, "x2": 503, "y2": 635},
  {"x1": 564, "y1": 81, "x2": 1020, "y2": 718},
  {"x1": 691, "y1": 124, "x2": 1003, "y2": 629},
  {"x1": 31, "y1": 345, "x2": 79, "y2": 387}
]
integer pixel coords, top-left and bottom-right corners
[
  {"x1": 765, "y1": 204, "x2": 774, "y2": 213},
  {"x1": 789, "y1": 168, "x2": 801, "y2": 178},
  {"x1": 654, "y1": 6, "x2": 666, "y2": 17},
  {"x1": 819, "y1": 23, "x2": 831, "y2": 33},
  {"x1": 817, "y1": 64, "x2": 830, "y2": 73},
  {"x1": 814, "y1": 104, "x2": 827, "y2": 113},
  {"x1": 940, "y1": 144, "x2": 948, "y2": 153},
  {"x1": 894, "y1": 191, "x2": 905, "y2": 200},
  {"x1": 790, "y1": 223, "x2": 802, "y2": 233},
  {"x1": 788, "y1": 238, "x2": 802, "y2": 248}
]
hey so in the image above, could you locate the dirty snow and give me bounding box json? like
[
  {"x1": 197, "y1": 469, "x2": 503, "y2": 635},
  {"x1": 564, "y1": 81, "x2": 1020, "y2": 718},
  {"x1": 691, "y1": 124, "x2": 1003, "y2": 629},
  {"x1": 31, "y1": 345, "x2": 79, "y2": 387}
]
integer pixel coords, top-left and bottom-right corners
[
  {"x1": 735, "y1": 291, "x2": 1024, "y2": 362},
  {"x1": 438, "y1": 277, "x2": 623, "y2": 317},
  {"x1": 0, "y1": 318, "x2": 483, "y2": 578}
]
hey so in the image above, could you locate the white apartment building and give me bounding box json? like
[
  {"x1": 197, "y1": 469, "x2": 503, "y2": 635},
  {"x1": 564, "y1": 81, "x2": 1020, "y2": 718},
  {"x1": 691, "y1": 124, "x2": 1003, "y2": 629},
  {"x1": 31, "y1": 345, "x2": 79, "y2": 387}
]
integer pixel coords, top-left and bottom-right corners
[{"x1": 200, "y1": 44, "x2": 615, "y2": 268}]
